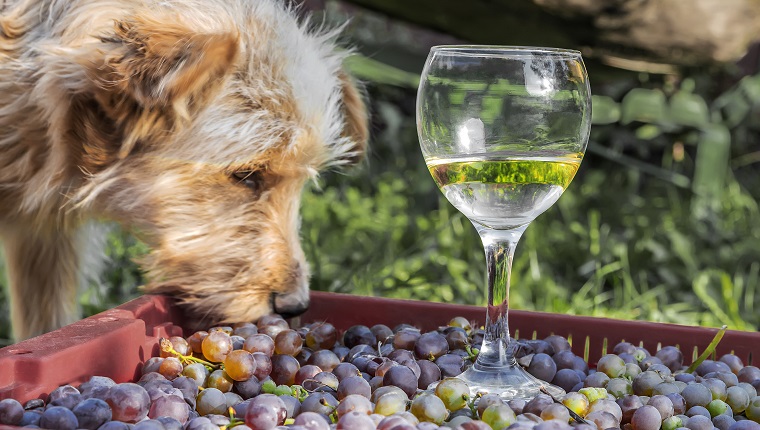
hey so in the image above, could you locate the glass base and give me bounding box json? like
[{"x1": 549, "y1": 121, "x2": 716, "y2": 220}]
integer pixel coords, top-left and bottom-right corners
[{"x1": 431, "y1": 361, "x2": 566, "y2": 401}]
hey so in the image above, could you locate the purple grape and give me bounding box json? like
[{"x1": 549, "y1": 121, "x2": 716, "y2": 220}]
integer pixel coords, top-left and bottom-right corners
[
  {"x1": 383, "y1": 365, "x2": 418, "y2": 398},
  {"x1": 105, "y1": 383, "x2": 150, "y2": 423},
  {"x1": 19, "y1": 410, "x2": 42, "y2": 427},
  {"x1": 72, "y1": 398, "x2": 112, "y2": 430},
  {"x1": 148, "y1": 394, "x2": 189, "y2": 423},
  {"x1": 244, "y1": 394, "x2": 286, "y2": 429},
  {"x1": 48, "y1": 385, "x2": 82, "y2": 410},
  {"x1": 40, "y1": 406, "x2": 79, "y2": 430},
  {"x1": 0, "y1": 398, "x2": 24, "y2": 426},
  {"x1": 293, "y1": 411, "x2": 330, "y2": 430}
]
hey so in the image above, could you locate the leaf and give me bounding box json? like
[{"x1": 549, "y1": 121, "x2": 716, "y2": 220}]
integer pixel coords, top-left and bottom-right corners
[
  {"x1": 692, "y1": 124, "x2": 731, "y2": 197},
  {"x1": 669, "y1": 86, "x2": 710, "y2": 129},
  {"x1": 620, "y1": 88, "x2": 668, "y2": 125},
  {"x1": 591, "y1": 95, "x2": 621, "y2": 125}
]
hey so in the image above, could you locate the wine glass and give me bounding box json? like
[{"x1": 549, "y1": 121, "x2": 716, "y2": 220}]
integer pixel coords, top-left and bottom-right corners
[{"x1": 416, "y1": 46, "x2": 591, "y2": 400}]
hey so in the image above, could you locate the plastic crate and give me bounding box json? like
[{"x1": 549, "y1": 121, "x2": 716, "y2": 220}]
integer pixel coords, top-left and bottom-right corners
[{"x1": 0, "y1": 291, "x2": 758, "y2": 406}]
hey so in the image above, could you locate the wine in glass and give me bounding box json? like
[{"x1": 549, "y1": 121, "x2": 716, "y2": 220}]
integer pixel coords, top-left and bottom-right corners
[{"x1": 416, "y1": 46, "x2": 591, "y2": 400}]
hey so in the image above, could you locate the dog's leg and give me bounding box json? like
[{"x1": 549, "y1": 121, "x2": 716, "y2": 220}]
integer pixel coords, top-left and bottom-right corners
[{"x1": 3, "y1": 226, "x2": 84, "y2": 340}]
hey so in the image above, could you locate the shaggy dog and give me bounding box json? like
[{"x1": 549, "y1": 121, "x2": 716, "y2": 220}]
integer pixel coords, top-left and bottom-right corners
[{"x1": 0, "y1": 0, "x2": 367, "y2": 340}]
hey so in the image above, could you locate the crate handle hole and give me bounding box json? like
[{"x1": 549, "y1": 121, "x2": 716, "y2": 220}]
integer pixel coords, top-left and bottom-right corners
[{"x1": 8, "y1": 349, "x2": 32, "y2": 355}]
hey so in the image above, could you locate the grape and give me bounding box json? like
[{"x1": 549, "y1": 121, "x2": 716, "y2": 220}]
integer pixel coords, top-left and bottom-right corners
[
  {"x1": 307, "y1": 349, "x2": 340, "y2": 373},
  {"x1": 417, "y1": 359, "x2": 442, "y2": 390},
  {"x1": 654, "y1": 346, "x2": 683, "y2": 373},
  {"x1": 434, "y1": 378, "x2": 469, "y2": 412},
  {"x1": 480, "y1": 403, "x2": 515, "y2": 430},
  {"x1": 560, "y1": 392, "x2": 590, "y2": 417},
  {"x1": 707, "y1": 399, "x2": 729, "y2": 417},
  {"x1": 527, "y1": 353, "x2": 558, "y2": 382},
  {"x1": 703, "y1": 377, "x2": 728, "y2": 401},
  {"x1": 243, "y1": 334, "x2": 275, "y2": 357},
  {"x1": 336, "y1": 410, "x2": 376, "y2": 429},
  {"x1": 300, "y1": 392, "x2": 339, "y2": 416},
  {"x1": 244, "y1": 393, "x2": 286, "y2": 429},
  {"x1": 607, "y1": 377, "x2": 633, "y2": 398},
  {"x1": 73, "y1": 398, "x2": 113, "y2": 430},
  {"x1": 740, "y1": 367, "x2": 760, "y2": 384},
  {"x1": 132, "y1": 419, "x2": 165, "y2": 430},
  {"x1": 588, "y1": 410, "x2": 622, "y2": 430},
  {"x1": 48, "y1": 384, "x2": 82, "y2": 409},
  {"x1": 383, "y1": 364, "x2": 418, "y2": 398},
  {"x1": 696, "y1": 360, "x2": 731, "y2": 376},
  {"x1": 274, "y1": 329, "x2": 303, "y2": 356},
  {"x1": 224, "y1": 391, "x2": 243, "y2": 408},
  {"x1": 682, "y1": 383, "x2": 713, "y2": 409},
  {"x1": 270, "y1": 354, "x2": 300, "y2": 385},
  {"x1": 597, "y1": 354, "x2": 626, "y2": 378},
  {"x1": 184, "y1": 416, "x2": 217, "y2": 430},
  {"x1": 713, "y1": 415, "x2": 736, "y2": 430},
  {"x1": 206, "y1": 369, "x2": 234, "y2": 392},
  {"x1": 201, "y1": 331, "x2": 233, "y2": 363},
  {"x1": 148, "y1": 394, "x2": 189, "y2": 423},
  {"x1": 745, "y1": 395, "x2": 760, "y2": 421},
  {"x1": 444, "y1": 328, "x2": 469, "y2": 351},
  {"x1": 633, "y1": 371, "x2": 665, "y2": 396},
  {"x1": 728, "y1": 421, "x2": 760, "y2": 430},
  {"x1": 196, "y1": 387, "x2": 229, "y2": 416},
  {"x1": 293, "y1": 411, "x2": 330, "y2": 430},
  {"x1": 435, "y1": 353, "x2": 465, "y2": 378},
  {"x1": 19, "y1": 410, "x2": 42, "y2": 427},
  {"x1": 523, "y1": 394, "x2": 554, "y2": 416},
  {"x1": 613, "y1": 342, "x2": 637, "y2": 355},
  {"x1": 187, "y1": 331, "x2": 208, "y2": 354},
  {"x1": 224, "y1": 350, "x2": 257, "y2": 381},
  {"x1": 178, "y1": 363, "x2": 207, "y2": 387},
  {"x1": 252, "y1": 352, "x2": 273, "y2": 380},
  {"x1": 539, "y1": 403, "x2": 570, "y2": 422},
  {"x1": 666, "y1": 393, "x2": 687, "y2": 415},
  {"x1": 0, "y1": 399, "x2": 24, "y2": 426},
  {"x1": 647, "y1": 395, "x2": 675, "y2": 420},
  {"x1": 410, "y1": 394, "x2": 448, "y2": 425},
  {"x1": 583, "y1": 371, "x2": 610, "y2": 388},
  {"x1": 105, "y1": 383, "x2": 150, "y2": 423},
  {"x1": 80, "y1": 377, "x2": 116, "y2": 401},
  {"x1": 158, "y1": 357, "x2": 183, "y2": 380},
  {"x1": 685, "y1": 414, "x2": 713, "y2": 430},
  {"x1": 617, "y1": 394, "x2": 643, "y2": 424},
  {"x1": 278, "y1": 394, "x2": 300, "y2": 419},
  {"x1": 718, "y1": 354, "x2": 744, "y2": 374},
  {"x1": 653, "y1": 382, "x2": 680, "y2": 396},
  {"x1": 551, "y1": 368, "x2": 582, "y2": 393},
  {"x1": 40, "y1": 406, "x2": 79, "y2": 430},
  {"x1": 414, "y1": 332, "x2": 449, "y2": 360},
  {"x1": 343, "y1": 325, "x2": 377, "y2": 348},
  {"x1": 589, "y1": 398, "x2": 623, "y2": 423},
  {"x1": 374, "y1": 392, "x2": 408, "y2": 416},
  {"x1": 303, "y1": 322, "x2": 338, "y2": 350},
  {"x1": 662, "y1": 415, "x2": 684, "y2": 430},
  {"x1": 336, "y1": 394, "x2": 373, "y2": 418},
  {"x1": 393, "y1": 328, "x2": 421, "y2": 350},
  {"x1": 338, "y1": 375, "x2": 372, "y2": 400},
  {"x1": 98, "y1": 421, "x2": 132, "y2": 430}
]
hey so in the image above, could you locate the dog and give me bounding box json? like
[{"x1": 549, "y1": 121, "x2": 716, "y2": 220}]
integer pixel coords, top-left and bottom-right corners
[{"x1": 0, "y1": 0, "x2": 368, "y2": 341}]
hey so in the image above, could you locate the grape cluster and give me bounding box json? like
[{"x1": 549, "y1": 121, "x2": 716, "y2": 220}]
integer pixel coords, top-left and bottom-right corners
[{"x1": 0, "y1": 315, "x2": 759, "y2": 430}]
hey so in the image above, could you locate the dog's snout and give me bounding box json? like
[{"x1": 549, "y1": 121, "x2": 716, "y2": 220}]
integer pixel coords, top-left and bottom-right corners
[{"x1": 272, "y1": 291, "x2": 310, "y2": 319}]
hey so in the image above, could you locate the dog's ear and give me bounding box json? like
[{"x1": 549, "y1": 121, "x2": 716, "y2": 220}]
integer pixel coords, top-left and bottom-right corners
[
  {"x1": 338, "y1": 72, "x2": 369, "y2": 165},
  {"x1": 88, "y1": 13, "x2": 239, "y2": 159}
]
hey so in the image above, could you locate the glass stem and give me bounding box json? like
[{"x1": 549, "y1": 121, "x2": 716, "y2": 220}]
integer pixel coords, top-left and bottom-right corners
[{"x1": 473, "y1": 224, "x2": 527, "y2": 369}]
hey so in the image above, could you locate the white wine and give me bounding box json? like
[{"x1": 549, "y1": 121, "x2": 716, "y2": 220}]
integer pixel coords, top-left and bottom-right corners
[{"x1": 427, "y1": 152, "x2": 582, "y2": 229}]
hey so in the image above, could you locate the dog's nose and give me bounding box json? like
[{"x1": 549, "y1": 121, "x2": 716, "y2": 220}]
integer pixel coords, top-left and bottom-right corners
[{"x1": 272, "y1": 291, "x2": 310, "y2": 319}]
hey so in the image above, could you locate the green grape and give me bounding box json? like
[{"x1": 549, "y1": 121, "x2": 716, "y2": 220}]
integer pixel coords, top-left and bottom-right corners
[
  {"x1": 374, "y1": 392, "x2": 407, "y2": 416},
  {"x1": 410, "y1": 394, "x2": 448, "y2": 425},
  {"x1": 434, "y1": 378, "x2": 469, "y2": 412},
  {"x1": 481, "y1": 403, "x2": 516, "y2": 430}
]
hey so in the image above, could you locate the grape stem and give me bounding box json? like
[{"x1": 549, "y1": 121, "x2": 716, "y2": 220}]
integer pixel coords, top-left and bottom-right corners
[
  {"x1": 684, "y1": 325, "x2": 728, "y2": 374},
  {"x1": 222, "y1": 407, "x2": 245, "y2": 430},
  {"x1": 159, "y1": 338, "x2": 220, "y2": 370}
]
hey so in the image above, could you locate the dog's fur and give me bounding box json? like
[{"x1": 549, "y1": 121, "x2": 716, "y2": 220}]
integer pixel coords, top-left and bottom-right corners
[{"x1": 0, "y1": 0, "x2": 367, "y2": 340}]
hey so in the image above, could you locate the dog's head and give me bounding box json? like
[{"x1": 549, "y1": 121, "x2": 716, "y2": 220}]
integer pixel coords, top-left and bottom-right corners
[{"x1": 60, "y1": 1, "x2": 368, "y2": 322}]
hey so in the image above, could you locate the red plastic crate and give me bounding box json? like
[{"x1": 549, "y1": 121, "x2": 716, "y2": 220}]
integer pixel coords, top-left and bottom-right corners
[{"x1": 0, "y1": 291, "x2": 758, "y2": 406}]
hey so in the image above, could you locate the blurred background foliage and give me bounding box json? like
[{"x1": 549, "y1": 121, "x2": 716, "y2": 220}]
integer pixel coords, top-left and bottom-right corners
[{"x1": 1, "y1": 0, "x2": 760, "y2": 345}]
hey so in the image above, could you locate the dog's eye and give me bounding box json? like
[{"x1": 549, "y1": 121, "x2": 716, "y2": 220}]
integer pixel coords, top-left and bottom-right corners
[{"x1": 232, "y1": 170, "x2": 265, "y2": 193}]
